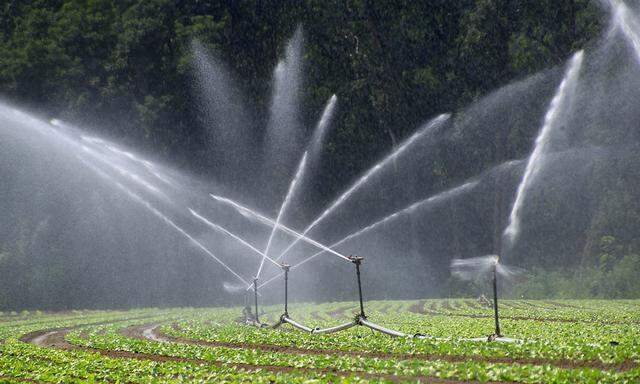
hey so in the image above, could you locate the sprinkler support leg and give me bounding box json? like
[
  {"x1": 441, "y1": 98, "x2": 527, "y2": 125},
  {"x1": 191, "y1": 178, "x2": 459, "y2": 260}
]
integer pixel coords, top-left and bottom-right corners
[{"x1": 492, "y1": 264, "x2": 501, "y2": 337}]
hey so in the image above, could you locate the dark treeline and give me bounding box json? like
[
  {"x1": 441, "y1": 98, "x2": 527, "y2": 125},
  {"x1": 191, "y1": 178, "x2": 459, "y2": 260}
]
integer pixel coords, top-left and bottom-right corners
[
  {"x1": 4, "y1": 1, "x2": 640, "y2": 309},
  {"x1": 0, "y1": 1, "x2": 601, "y2": 172}
]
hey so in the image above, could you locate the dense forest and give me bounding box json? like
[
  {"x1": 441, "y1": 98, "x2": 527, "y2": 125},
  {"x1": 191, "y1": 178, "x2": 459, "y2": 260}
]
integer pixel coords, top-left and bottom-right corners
[{"x1": 2, "y1": 0, "x2": 640, "y2": 310}]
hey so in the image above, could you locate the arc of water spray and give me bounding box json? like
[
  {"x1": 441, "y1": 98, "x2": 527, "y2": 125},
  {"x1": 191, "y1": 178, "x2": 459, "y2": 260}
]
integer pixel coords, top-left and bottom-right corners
[
  {"x1": 51, "y1": 119, "x2": 175, "y2": 189},
  {"x1": 209, "y1": 194, "x2": 350, "y2": 262},
  {"x1": 260, "y1": 95, "x2": 337, "y2": 276},
  {"x1": 502, "y1": 50, "x2": 584, "y2": 248},
  {"x1": 609, "y1": 0, "x2": 640, "y2": 65},
  {"x1": 257, "y1": 151, "x2": 308, "y2": 279},
  {"x1": 78, "y1": 158, "x2": 250, "y2": 286},
  {"x1": 258, "y1": 180, "x2": 479, "y2": 290},
  {"x1": 189, "y1": 209, "x2": 281, "y2": 268},
  {"x1": 22, "y1": 109, "x2": 251, "y2": 288},
  {"x1": 309, "y1": 95, "x2": 338, "y2": 157},
  {"x1": 46, "y1": 120, "x2": 172, "y2": 203},
  {"x1": 275, "y1": 113, "x2": 451, "y2": 262},
  {"x1": 79, "y1": 144, "x2": 170, "y2": 201}
]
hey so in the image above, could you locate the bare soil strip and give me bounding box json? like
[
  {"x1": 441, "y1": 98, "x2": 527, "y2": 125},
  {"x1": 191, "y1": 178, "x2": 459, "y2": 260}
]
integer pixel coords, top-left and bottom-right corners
[
  {"x1": 328, "y1": 305, "x2": 357, "y2": 319},
  {"x1": 0, "y1": 375, "x2": 42, "y2": 383},
  {"x1": 21, "y1": 326, "x2": 497, "y2": 384},
  {"x1": 379, "y1": 304, "x2": 392, "y2": 314},
  {"x1": 543, "y1": 301, "x2": 585, "y2": 310},
  {"x1": 142, "y1": 323, "x2": 637, "y2": 373}
]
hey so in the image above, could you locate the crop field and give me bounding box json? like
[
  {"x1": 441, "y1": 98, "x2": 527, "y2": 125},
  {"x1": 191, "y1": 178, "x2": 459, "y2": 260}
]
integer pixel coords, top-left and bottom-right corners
[{"x1": 0, "y1": 299, "x2": 638, "y2": 383}]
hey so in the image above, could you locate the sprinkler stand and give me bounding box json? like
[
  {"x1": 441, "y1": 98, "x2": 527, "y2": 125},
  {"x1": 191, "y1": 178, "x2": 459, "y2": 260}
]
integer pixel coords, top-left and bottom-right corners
[
  {"x1": 273, "y1": 254, "x2": 410, "y2": 338},
  {"x1": 350, "y1": 255, "x2": 366, "y2": 319},
  {"x1": 253, "y1": 278, "x2": 259, "y2": 323},
  {"x1": 492, "y1": 260, "x2": 501, "y2": 338},
  {"x1": 242, "y1": 291, "x2": 254, "y2": 324},
  {"x1": 246, "y1": 277, "x2": 268, "y2": 327},
  {"x1": 348, "y1": 255, "x2": 408, "y2": 337},
  {"x1": 272, "y1": 263, "x2": 316, "y2": 332},
  {"x1": 283, "y1": 264, "x2": 290, "y2": 317}
]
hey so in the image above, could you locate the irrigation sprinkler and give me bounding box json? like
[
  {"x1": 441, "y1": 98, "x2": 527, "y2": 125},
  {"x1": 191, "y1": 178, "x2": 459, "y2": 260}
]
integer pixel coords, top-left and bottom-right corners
[
  {"x1": 350, "y1": 255, "x2": 366, "y2": 318},
  {"x1": 307, "y1": 255, "x2": 409, "y2": 337},
  {"x1": 242, "y1": 291, "x2": 255, "y2": 324},
  {"x1": 253, "y1": 278, "x2": 259, "y2": 323},
  {"x1": 451, "y1": 255, "x2": 523, "y2": 342},
  {"x1": 243, "y1": 278, "x2": 268, "y2": 328},
  {"x1": 492, "y1": 257, "x2": 501, "y2": 338},
  {"x1": 272, "y1": 264, "x2": 290, "y2": 327},
  {"x1": 349, "y1": 255, "x2": 410, "y2": 336},
  {"x1": 282, "y1": 264, "x2": 290, "y2": 318},
  {"x1": 271, "y1": 263, "x2": 316, "y2": 332}
]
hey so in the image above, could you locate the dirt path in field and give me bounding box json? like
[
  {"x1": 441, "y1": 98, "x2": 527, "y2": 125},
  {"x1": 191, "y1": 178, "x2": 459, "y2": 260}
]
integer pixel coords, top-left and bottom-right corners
[
  {"x1": 20, "y1": 325, "x2": 501, "y2": 384},
  {"x1": 136, "y1": 322, "x2": 637, "y2": 373},
  {"x1": 309, "y1": 310, "x2": 322, "y2": 320},
  {"x1": 408, "y1": 300, "x2": 637, "y2": 325},
  {"x1": 379, "y1": 303, "x2": 392, "y2": 314},
  {"x1": 328, "y1": 305, "x2": 358, "y2": 319},
  {"x1": 0, "y1": 375, "x2": 42, "y2": 383}
]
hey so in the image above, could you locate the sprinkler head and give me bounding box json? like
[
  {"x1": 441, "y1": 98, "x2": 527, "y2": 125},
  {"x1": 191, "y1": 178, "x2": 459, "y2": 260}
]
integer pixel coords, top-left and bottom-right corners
[{"x1": 349, "y1": 255, "x2": 364, "y2": 265}]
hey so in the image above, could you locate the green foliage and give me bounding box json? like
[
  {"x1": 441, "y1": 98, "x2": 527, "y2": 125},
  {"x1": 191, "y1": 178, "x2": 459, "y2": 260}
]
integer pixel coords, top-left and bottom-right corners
[
  {"x1": 0, "y1": 0, "x2": 604, "y2": 163},
  {"x1": 513, "y1": 239, "x2": 640, "y2": 299},
  {"x1": 0, "y1": 303, "x2": 638, "y2": 383}
]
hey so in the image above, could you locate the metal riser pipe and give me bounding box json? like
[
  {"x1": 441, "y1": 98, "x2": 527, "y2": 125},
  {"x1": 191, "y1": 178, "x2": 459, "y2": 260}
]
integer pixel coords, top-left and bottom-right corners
[{"x1": 492, "y1": 265, "x2": 501, "y2": 337}]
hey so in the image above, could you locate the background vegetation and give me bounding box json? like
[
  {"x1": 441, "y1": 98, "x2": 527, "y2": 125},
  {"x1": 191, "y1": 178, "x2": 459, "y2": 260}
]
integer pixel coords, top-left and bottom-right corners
[{"x1": 2, "y1": 1, "x2": 639, "y2": 308}]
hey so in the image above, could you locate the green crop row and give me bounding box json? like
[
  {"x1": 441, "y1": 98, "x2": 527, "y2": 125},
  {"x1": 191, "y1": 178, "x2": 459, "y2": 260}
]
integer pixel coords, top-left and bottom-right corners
[
  {"x1": 163, "y1": 304, "x2": 640, "y2": 364},
  {"x1": 0, "y1": 300, "x2": 636, "y2": 383},
  {"x1": 63, "y1": 315, "x2": 639, "y2": 383}
]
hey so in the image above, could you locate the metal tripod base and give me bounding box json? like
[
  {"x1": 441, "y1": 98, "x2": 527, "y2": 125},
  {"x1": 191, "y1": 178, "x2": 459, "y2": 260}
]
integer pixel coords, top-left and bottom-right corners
[
  {"x1": 280, "y1": 314, "x2": 408, "y2": 337},
  {"x1": 271, "y1": 256, "x2": 414, "y2": 338}
]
